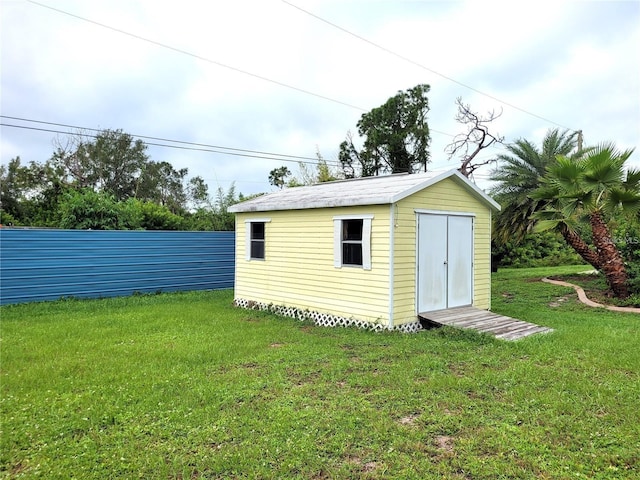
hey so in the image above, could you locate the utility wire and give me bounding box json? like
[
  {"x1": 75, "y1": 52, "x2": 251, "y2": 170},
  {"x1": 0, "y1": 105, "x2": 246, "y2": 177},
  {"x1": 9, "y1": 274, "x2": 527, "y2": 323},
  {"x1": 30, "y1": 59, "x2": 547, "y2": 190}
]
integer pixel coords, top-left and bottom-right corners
[
  {"x1": 0, "y1": 115, "x2": 327, "y2": 163},
  {"x1": 0, "y1": 123, "x2": 341, "y2": 167},
  {"x1": 25, "y1": 0, "x2": 365, "y2": 111},
  {"x1": 23, "y1": 1, "x2": 456, "y2": 139},
  {"x1": 282, "y1": 0, "x2": 574, "y2": 131},
  {"x1": 2, "y1": 120, "x2": 499, "y2": 183}
]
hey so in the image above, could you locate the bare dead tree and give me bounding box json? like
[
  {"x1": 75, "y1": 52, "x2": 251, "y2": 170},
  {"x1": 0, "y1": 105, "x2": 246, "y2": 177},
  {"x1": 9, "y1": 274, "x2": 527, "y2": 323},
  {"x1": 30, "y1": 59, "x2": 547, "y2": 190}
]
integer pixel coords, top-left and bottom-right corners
[{"x1": 445, "y1": 97, "x2": 504, "y2": 178}]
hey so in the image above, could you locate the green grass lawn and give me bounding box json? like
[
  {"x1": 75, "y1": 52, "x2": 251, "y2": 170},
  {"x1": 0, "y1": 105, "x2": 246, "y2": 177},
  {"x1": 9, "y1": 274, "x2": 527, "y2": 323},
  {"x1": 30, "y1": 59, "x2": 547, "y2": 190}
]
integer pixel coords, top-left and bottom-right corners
[{"x1": 1, "y1": 266, "x2": 638, "y2": 479}]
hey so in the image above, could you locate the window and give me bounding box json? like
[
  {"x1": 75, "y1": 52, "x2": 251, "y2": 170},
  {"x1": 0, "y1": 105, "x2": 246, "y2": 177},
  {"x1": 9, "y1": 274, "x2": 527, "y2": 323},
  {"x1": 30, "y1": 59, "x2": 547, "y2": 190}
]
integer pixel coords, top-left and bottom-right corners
[
  {"x1": 342, "y1": 219, "x2": 363, "y2": 266},
  {"x1": 333, "y1": 215, "x2": 373, "y2": 270},
  {"x1": 250, "y1": 222, "x2": 265, "y2": 259},
  {"x1": 245, "y1": 218, "x2": 270, "y2": 261}
]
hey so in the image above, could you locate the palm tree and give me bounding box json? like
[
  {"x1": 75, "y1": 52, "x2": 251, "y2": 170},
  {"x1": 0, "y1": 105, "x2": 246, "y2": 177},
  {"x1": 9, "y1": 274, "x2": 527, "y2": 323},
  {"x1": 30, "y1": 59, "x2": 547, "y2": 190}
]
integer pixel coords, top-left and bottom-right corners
[
  {"x1": 489, "y1": 129, "x2": 603, "y2": 266},
  {"x1": 534, "y1": 143, "x2": 639, "y2": 298}
]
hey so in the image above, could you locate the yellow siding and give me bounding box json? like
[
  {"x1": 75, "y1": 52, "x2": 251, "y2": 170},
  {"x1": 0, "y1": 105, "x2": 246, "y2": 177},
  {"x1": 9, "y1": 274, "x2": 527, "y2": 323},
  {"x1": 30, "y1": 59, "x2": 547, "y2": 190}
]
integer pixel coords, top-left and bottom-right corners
[
  {"x1": 234, "y1": 177, "x2": 494, "y2": 329},
  {"x1": 391, "y1": 177, "x2": 493, "y2": 325},
  {"x1": 235, "y1": 206, "x2": 392, "y2": 325}
]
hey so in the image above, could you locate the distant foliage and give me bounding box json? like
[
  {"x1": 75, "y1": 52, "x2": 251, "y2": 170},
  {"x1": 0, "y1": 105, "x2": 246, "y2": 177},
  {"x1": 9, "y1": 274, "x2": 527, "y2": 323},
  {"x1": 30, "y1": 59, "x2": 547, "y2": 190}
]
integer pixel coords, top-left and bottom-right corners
[
  {"x1": 0, "y1": 129, "x2": 250, "y2": 231},
  {"x1": 269, "y1": 152, "x2": 340, "y2": 189},
  {"x1": 183, "y1": 184, "x2": 241, "y2": 231},
  {"x1": 492, "y1": 231, "x2": 583, "y2": 268},
  {"x1": 0, "y1": 210, "x2": 20, "y2": 227},
  {"x1": 51, "y1": 129, "x2": 149, "y2": 202}
]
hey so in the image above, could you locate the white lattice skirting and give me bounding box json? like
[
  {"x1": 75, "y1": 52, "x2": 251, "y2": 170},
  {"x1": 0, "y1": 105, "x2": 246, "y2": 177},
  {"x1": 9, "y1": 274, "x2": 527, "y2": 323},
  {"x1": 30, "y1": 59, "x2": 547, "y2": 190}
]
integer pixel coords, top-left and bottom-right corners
[{"x1": 234, "y1": 298, "x2": 423, "y2": 333}]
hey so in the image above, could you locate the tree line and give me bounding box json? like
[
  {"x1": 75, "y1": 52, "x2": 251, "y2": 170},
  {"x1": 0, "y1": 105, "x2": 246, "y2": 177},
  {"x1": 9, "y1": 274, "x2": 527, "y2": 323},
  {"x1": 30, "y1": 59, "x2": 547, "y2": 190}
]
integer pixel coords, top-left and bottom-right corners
[{"x1": 0, "y1": 129, "x2": 243, "y2": 231}]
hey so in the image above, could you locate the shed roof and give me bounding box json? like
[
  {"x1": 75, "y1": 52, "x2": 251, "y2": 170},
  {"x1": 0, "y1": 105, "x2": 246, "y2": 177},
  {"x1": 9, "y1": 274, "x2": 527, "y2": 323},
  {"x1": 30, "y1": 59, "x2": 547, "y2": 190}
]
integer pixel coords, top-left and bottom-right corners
[{"x1": 229, "y1": 168, "x2": 501, "y2": 213}]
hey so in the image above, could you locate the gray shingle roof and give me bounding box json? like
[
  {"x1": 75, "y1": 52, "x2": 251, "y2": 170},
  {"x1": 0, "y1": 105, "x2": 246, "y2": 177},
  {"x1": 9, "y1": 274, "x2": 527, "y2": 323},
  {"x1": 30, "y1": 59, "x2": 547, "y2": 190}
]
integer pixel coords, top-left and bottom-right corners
[{"x1": 229, "y1": 168, "x2": 500, "y2": 213}]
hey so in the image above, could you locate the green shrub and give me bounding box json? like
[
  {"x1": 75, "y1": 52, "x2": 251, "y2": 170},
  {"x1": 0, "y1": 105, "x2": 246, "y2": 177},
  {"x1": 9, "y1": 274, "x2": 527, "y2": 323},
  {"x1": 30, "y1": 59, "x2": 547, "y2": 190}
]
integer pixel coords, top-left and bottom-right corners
[
  {"x1": 492, "y1": 231, "x2": 583, "y2": 268},
  {"x1": 0, "y1": 209, "x2": 20, "y2": 226},
  {"x1": 128, "y1": 199, "x2": 186, "y2": 230},
  {"x1": 58, "y1": 189, "x2": 142, "y2": 230}
]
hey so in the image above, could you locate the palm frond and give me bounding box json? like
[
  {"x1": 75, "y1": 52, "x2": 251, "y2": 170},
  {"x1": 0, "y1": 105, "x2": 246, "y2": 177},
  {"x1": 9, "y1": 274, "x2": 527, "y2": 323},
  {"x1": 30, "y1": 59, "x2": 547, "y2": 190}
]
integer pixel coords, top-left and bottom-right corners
[
  {"x1": 559, "y1": 194, "x2": 588, "y2": 218},
  {"x1": 587, "y1": 141, "x2": 635, "y2": 162},
  {"x1": 581, "y1": 150, "x2": 625, "y2": 187},
  {"x1": 531, "y1": 183, "x2": 560, "y2": 201},
  {"x1": 623, "y1": 167, "x2": 640, "y2": 189},
  {"x1": 534, "y1": 208, "x2": 564, "y2": 221},
  {"x1": 533, "y1": 219, "x2": 560, "y2": 233},
  {"x1": 548, "y1": 156, "x2": 583, "y2": 191},
  {"x1": 541, "y1": 129, "x2": 578, "y2": 161},
  {"x1": 607, "y1": 187, "x2": 640, "y2": 214}
]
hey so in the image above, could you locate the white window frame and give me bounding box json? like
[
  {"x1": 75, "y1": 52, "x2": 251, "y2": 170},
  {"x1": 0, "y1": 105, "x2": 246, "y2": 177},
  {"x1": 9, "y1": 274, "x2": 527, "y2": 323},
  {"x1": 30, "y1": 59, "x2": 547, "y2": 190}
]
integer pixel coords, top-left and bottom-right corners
[
  {"x1": 245, "y1": 218, "x2": 271, "y2": 261},
  {"x1": 333, "y1": 214, "x2": 373, "y2": 270}
]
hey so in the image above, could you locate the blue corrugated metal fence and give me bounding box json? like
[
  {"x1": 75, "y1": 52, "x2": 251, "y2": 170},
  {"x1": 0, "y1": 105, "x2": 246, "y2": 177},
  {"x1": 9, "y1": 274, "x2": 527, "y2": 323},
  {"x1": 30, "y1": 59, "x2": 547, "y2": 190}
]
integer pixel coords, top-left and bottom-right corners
[{"x1": 0, "y1": 229, "x2": 235, "y2": 305}]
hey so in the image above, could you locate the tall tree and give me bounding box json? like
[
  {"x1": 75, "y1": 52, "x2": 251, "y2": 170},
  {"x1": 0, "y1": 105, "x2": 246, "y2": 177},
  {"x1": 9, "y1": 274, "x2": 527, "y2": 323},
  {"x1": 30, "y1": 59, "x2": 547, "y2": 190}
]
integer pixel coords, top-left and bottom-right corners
[
  {"x1": 52, "y1": 129, "x2": 149, "y2": 201},
  {"x1": 269, "y1": 166, "x2": 292, "y2": 189},
  {"x1": 0, "y1": 156, "x2": 68, "y2": 226},
  {"x1": 534, "y1": 143, "x2": 639, "y2": 298},
  {"x1": 187, "y1": 176, "x2": 210, "y2": 210},
  {"x1": 136, "y1": 161, "x2": 188, "y2": 213},
  {"x1": 50, "y1": 129, "x2": 204, "y2": 214},
  {"x1": 339, "y1": 84, "x2": 431, "y2": 177},
  {"x1": 0, "y1": 157, "x2": 33, "y2": 221}
]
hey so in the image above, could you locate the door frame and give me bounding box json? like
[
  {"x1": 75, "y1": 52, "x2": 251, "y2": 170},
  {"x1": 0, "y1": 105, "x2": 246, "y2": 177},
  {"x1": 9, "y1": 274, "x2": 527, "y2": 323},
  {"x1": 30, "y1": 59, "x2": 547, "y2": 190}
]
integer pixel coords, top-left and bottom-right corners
[{"x1": 415, "y1": 210, "x2": 475, "y2": 313}]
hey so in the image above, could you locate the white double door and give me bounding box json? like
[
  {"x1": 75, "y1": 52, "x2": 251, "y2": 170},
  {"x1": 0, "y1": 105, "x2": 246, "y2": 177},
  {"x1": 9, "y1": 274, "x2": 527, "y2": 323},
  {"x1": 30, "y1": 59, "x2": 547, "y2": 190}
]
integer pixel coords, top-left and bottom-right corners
[{"x1": 417, "y1": 213, "x2": 473, "y2": 312}]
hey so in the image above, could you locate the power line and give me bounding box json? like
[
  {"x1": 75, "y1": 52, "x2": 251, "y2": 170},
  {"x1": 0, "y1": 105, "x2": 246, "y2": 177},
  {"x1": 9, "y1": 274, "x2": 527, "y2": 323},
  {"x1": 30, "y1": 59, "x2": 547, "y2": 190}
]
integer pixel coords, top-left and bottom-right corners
[
  {"x1": 1, "y1": 115, "x2": 505, "y2": 173},
  {"x1": 0, "y1": 115, "x2": 327, "y2": 163},
  {"x1": 3, "y1": 121, "x2": 501, "y2": 184},
  {"x1": 0, "y1": 122, "x2": 341, "y2": 167},
  {"x1": 25, "y1": 0, "x2": 365, "y2": 111},
  {"x1": 2, "y1": 121, "x2": 501, "y2": 186},
  {"x1": 23, "y1": 1, "x2": 457, "y2": 140},
  {"x1": 282, "y1": 0, "x2": 574, "y2": 131}
]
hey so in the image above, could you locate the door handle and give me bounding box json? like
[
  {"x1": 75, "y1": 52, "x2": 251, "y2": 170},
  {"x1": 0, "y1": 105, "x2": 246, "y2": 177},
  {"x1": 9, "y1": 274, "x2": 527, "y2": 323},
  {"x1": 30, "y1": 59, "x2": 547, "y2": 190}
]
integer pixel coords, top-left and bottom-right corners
[{"x1": 443, "y1": 260, "x2": 448, "y2": 265}]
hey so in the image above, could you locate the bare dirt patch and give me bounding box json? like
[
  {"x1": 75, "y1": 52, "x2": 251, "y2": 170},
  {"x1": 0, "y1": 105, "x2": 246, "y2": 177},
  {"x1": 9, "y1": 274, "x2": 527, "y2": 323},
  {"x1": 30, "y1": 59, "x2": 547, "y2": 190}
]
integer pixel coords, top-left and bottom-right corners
[
  {"x1": 549, "y1": 295, "x2": 571, "y2": 307},
  {"x1": 345, "y1": 456, "x2": 380, "y2": 473},
  {"x1": 363, "y1": 461, "x2": 379, "y2": 472},
  {"x1": 398, "y1": 413, "x2": 420, "y2": 426},
  {"x1": 434, "y1": 435, "x2": 455, "y2": 453},
  {"x1": 448, "y1": 363, "x2": 467, "y2": 378}
]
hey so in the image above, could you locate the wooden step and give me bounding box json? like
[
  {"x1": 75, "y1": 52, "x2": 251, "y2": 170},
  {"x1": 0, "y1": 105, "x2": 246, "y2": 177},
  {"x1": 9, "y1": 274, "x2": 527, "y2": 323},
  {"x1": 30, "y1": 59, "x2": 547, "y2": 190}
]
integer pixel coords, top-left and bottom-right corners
[{"x1": 419, "y1": 307, "x2": 552, "y2": 341}]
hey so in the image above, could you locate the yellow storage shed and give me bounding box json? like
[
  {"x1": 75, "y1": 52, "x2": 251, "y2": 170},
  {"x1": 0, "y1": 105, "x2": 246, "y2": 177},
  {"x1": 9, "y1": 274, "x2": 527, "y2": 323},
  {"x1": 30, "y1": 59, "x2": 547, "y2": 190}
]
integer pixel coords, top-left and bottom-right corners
[{"x1": 228, "y1": 169, "x2": 501, "y2": 332}]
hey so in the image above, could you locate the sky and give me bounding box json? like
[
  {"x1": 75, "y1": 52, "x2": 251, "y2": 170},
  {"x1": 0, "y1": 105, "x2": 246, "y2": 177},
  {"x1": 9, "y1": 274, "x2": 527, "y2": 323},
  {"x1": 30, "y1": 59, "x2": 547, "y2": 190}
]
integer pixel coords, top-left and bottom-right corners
[{"x1": 1, "y1": 0, "x2": 639, "y2": 198}]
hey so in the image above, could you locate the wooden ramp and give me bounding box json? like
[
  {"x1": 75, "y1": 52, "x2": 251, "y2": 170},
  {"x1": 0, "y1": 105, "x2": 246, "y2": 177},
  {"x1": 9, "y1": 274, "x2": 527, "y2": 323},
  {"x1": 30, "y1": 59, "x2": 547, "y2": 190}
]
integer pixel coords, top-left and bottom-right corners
[{"x1": 419, "y1": 307, "x2": 553, "y2": 341}]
